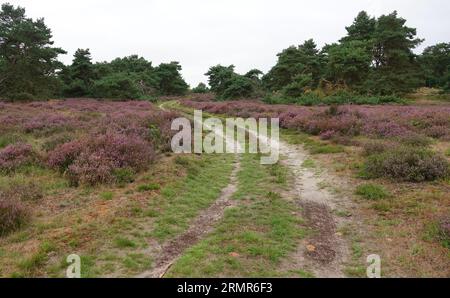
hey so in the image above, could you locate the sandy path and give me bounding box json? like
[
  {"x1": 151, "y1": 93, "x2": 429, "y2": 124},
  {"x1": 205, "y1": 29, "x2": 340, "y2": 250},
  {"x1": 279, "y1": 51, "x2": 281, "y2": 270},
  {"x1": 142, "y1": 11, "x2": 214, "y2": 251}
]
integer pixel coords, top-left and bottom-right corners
[{"x1": 241, "y1": 122, "x2": 351, "y2": 277}]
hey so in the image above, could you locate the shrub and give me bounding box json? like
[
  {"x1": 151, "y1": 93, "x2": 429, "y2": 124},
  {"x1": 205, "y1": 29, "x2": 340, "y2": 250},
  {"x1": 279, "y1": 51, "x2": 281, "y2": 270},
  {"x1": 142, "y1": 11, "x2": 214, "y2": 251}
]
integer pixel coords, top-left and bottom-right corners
[
  {"x1": 424, "y1": 217, "x2": 450, "y2": 249},
  {"x1": 0, "y1": 194, "x2": 29, "y2": 236},
  {"x1": 49, "y1": 133, "x2": 155, "y2": 185},
  {"x1": 397, "y1": 134, "x2": 432, "y2": 147},
  {"x1": 100, "y1": 192, "x2": 114, "y2": 200},
  {"x1": 355, "y1": 183, "x2": 390, "y2": 200},
  {"x1": 0, "y1": 133, "x2": 24, "y2": 149},
  {"x1": 112, "y1": 168, "x2": 135, "y2": 184},
  {"x1": 47, "y1": 140, "x2": 84, "y2": 172},
  {"x1": 362, "y1": 141, "x2": 395, "y2": 156},
  {"x1": 0, "y1": 143, "x2": 37, "y2": 173},
  {"x1": 5, "y1": 180, "x2": 44, "y2": 201},
  {"x1": 42, "y1": 133, "x2": 74, "y2": 152},
  {"x1": 437, "y1": 217, "x2": 450, "y2": 248},
  {"x1": 363, "y1": 147, "x2": 449, "y2": 182}
]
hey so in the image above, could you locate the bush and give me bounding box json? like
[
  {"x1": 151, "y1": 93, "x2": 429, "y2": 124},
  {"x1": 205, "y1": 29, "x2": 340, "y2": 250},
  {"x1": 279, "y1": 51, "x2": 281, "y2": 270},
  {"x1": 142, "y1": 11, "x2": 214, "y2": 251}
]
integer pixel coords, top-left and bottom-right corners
[
  {"x1": 0, "y1": 133, "x2": 24, "y2": 149},
  {"x1": 137, "y1": 183, "x2": 160, "y2": 192},
  {"x1": 363, "y1": 147, "x2": 449, "y2": 182},
  {"x1": 355, "y1": 183, "x2": 390, "y2": 200},
  {"x1": 437, "y1": 217, "x2": 450, "y2": 248},
  {"x1": 7, "y1": 92, "x2": 36, "y2": 102},
  {"x1": 362, "y1": 141, "x2": 395, "y2": 156},
  {"x1": 4, "y1": 180, "x2": 44, "y2": 201},
  {"x1": 0, "y1": 195, "x2": 29, "y2": 236},
  {"x1": 49, "y1": 133, "x2": 155, "y2": 185},
  {"x1": 42, "y1": 133, "x2": 74, "y2": 152},
  {"x1": 90, "y1": 73, "x2": 142, "y2": 99},
  {"x1": 192, "y1": 83, "x2": 209, "y2": 94},
  {"x1": 47, "y1": 140, "x2": 84, "y2": 172},
  {"x1": 0, "y1": 143, "x2": 37, "y2": 173}
]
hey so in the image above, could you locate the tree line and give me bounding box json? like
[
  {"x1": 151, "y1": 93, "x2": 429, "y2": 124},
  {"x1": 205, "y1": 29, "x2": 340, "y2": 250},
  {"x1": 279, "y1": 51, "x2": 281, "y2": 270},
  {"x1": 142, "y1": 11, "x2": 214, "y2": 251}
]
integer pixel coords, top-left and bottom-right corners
[
  {"x1": 204, "y1": 11, "x2": 450, "y2": 102},
  {"x1": 0, "y1": 3, "x2": 188, "y2": 101},
  {"x1": 1, "y1": 3, "x2": 449, "y2": 102}
]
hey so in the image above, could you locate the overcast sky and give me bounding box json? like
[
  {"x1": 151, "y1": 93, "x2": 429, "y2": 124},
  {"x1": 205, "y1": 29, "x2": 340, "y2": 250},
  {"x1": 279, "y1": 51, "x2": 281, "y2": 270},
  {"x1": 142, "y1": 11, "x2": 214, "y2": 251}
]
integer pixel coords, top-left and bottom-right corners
[{"x1": 4, "y1": 0, "x2": 450, "y2": 87}]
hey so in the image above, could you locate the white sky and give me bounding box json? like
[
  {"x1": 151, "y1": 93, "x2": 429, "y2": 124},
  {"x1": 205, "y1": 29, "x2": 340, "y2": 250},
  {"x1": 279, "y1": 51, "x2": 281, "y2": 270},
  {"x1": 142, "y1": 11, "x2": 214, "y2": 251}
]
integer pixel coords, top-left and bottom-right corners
[{"x1": 3, "y1": 0, "x2": 450, "y2": 87}]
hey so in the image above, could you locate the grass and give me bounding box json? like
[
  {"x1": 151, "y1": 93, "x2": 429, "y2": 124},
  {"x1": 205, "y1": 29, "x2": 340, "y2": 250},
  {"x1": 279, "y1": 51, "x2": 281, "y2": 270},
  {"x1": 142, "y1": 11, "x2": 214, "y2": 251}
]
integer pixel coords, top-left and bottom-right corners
[
  {"x1": 423, "y1": 221, "x2": 450, "y2": 249},
  {"x1": 149, "y1": 154, "x2": 234, "y2": 240},
  {"x1": 301, "y1": 158, "x2": 316, "y2": 168},
  {"x1": 281, "y1": 130, "x2": 344, "y2": 154},
  {"x1": 137, "y1": 183, "x2": 161, "y2": 192},
  {"x1": 113, "y1": 237, "x2": 137, "y2": 248},
  {"x1": 16, "y1": 241, "x2": 56, "y2": 275},
  {"x1": 166, "y1": 154, "x2": 306, "y2": 277},
  {"x1": 355, "y1": 183, "x2": 390, "y2": 201},
  {"x1": 100, "y1": 191, "x2": 114, "y2": 200}
]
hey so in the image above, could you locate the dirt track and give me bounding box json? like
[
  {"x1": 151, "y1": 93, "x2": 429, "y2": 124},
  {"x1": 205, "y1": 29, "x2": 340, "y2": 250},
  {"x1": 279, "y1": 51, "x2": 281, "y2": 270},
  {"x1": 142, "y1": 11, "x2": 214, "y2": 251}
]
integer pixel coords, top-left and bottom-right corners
[{"x1": 143, "y1": 101, "x2": 353, "y2": 277}]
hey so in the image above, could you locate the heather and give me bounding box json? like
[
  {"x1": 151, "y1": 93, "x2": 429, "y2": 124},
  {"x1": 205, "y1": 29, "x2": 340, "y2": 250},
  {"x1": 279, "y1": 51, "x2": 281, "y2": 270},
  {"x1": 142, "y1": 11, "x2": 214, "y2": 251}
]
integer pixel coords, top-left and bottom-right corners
[
  {"x1": 0, "y1": 99, "x2": 179, "y2": 185},
  {"x1": 183, "y1": 99, "x2": 450, "y2": 141},
  {"x1": 0, "y1": 193, "x2": 29, "y2": 236},
  {"x1": 362, "y1": 147, "x2": 449, "y2": 182},
  {"x1": 0, "y1": 143, "x2": 37, "y2": 173},
  {"x1": 183, "y1": 99, "x2": 450, "y2": 182}
]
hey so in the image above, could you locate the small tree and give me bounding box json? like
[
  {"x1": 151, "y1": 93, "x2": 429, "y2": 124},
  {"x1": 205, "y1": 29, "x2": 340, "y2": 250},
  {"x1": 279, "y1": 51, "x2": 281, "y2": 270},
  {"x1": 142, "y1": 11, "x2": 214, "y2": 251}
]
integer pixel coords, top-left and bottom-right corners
[
  {"x1": 154, "y1": 62, "x2": 189, "y2": 95},
  {"x1": 62, "y1": 49, "x2": 95, "y2": 97},
  {"x1": 192, "y1": 82, "x2": 209, "y2": 93}
]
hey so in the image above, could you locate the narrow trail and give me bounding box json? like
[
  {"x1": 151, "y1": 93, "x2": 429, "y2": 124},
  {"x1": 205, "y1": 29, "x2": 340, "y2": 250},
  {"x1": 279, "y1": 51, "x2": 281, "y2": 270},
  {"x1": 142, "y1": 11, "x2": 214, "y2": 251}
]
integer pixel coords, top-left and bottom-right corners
[
  {"x1": 138, "y1": 101, "x2": 242, "y2": 278},
  {"x1": 234, "y1": 114, "x2": 352, "y2": 277},
  {"x1": 277, "y1": 143, "x2": 351, "y2": 277}
]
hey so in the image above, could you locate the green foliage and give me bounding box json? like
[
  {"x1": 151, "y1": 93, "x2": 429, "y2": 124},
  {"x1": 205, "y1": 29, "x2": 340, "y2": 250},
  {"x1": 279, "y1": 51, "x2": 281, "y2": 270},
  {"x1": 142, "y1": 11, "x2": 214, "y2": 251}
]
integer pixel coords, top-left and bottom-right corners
[
  {"x1": 324, "y1": 40, "x2": 371, "y2": 89},
  {"x1": 191, "y1": 82, "x2": 209, "y2": 93},
  {"x1": 419, "y1": 43, "x2": 450, "y2": 88},
  {"x1": 205, "y1": 65, "x2": 257, "y2": 100},
  {"x1": 0, "y1": 3, "x2": 66, "y2": 100},
  {"x1": 61, "y1": 49, "x2": 95, "y2": 97},
  {"x1": 137, "y1": 183, "x2": 160, "y2": 192},
  {"x1": 90, "y1": 73, "x2": 142, "y2": 99},
  {"x1": 281, "y1": 74, "x2": 313, "y2": 97},
  {"x1": 154, "y1": 62, "x2": 189, "y2": 95},
  {"x1": 355, "y1": 183, "x2": 389, "y2": 200},
  {"x1": 263, "y1": 39, "x2": 324, "y2": 92},
  {"x1": 263, "y1": 91, "x2": 405, "y2": 106},
  {"x1": 262, "y1": 11, "x2": 427, "y2": 98}
]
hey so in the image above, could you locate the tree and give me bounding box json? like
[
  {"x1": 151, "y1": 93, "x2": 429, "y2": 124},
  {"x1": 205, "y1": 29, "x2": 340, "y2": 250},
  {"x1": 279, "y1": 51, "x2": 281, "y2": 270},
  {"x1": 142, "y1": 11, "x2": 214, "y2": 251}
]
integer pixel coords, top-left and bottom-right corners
[
  {"x1": 366, "y1": 11, "x2": 423, "y2": 94},
  {"x1": 192, "y1": 82, "x2": 209, "y2": 93},
  {"x1": 221, "y1": 75, "x2": 254, "y2": 99},
  {"x1": 324, "y1": 41, "x2": 372, "y2": 89},
  {"x1": 419, "y1": 43, "x2": 450, "y2": 88},
  {"x1": 262, "y1": 39, "x2": 325, "y2": 92},
  {"x1": 0, "y1": 3, "x2": 66, "y2": 100},
  {"x1": 205, "y1": 65, "x2": 255, "y2": 100},
  {"x1": 205, "y1": 65, "x2": 236, "y2": 95},
  {"x1": 154, "y1": 62, "x2": 189, "y2": 95},
  {"x1": 281, "y1": 74, "x2": 313, "y2": 97},
  {"x1": 90, "y1": 72, "x2": 141, "y2": 99},
  {"x1": 62, "y1": 49, "x2": 94, "y2": 97},
  {"x1": 340, "y1": 11, "x2": 376, "y2": 43}
]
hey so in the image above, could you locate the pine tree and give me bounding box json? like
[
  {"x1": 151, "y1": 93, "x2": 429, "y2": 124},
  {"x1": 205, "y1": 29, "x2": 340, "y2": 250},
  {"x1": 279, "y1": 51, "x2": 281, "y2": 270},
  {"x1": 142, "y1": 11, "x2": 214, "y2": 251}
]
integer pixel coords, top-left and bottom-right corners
[{"x1": 0, "y1": 3, "x2": 66, "y2": 100}]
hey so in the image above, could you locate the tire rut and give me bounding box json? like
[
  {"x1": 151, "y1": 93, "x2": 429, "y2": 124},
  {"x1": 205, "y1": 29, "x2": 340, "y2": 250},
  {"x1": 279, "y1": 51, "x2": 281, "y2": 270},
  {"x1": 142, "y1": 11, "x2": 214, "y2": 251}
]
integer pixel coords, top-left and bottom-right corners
[{"x1": 138, "y1": 141, "x2": 241, "y2": 277}]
